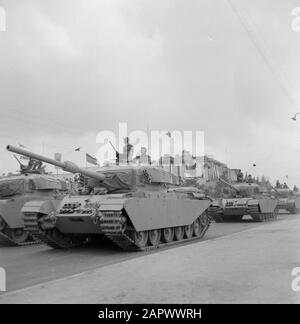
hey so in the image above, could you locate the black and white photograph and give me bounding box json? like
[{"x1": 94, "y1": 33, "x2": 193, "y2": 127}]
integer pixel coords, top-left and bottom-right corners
[{"x1": 0, "y1": 0, "x2": 300, "y2": 310}]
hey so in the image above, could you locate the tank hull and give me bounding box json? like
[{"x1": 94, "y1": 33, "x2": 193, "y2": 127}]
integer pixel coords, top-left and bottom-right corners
[
  {"x1": 208, "y1": 197, "x2": 278, "y2": 222},
  {"x1": 276, "y1": 197, "x2": 300, "y2": 214},
  {"x1": 22, "y1": 192, "x2": 212, "y2": 250},
  {"x1": 0, "y1": 194, "x2": 64, "y2": 246},
  {"x1": 0, "y1": 171, "x2": 68, "y2": 246}
]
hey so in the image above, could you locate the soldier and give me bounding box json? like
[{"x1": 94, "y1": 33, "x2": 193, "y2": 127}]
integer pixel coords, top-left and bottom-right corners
[
  {"x1": 275, "y1": 180, "x2": 281, "y2": 189},
  {"x1": 122, "y1": 137, "x2": 134, "y2": 163},
  {"x1": 247, "y1": 174, "x2": 254, "y2": 184},
  {"x1": 236, "y1": 169, "x2": 244, "y2": 182},
  {"x1": 293, "y1": 185, "x2": 299, "y2": 192},
  {"x1": 27, "y1": 158, "x2": 35, "y2": 171},
  {"x1": 34, "y1": 160, "x2": 46, "y2": 174},
  {"x1": 283, "y1": 182, "x2": 289, "y2": 189},
  {"x1": 134, "y1": 147, "x2": 151, "y2": 165}
]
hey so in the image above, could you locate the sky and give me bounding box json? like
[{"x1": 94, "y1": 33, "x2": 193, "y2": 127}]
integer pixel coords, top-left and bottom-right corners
[{"x1": 0, "y1": 0, "x2": 300, "y2": 186}]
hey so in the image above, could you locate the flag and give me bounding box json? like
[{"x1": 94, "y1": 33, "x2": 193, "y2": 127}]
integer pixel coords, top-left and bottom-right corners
[
  {"x1": 75, "y1": 147, "x2": 81, "y2": 151},
  {"x1": 86, "y1": 153, "x2": 98, "y2": 165},
  {"x1": 166, "y1": 131, "x2": 171, "y2": 138},
  {"x1": 286, "y1": 175, "x2": 289, "y2": 179}
]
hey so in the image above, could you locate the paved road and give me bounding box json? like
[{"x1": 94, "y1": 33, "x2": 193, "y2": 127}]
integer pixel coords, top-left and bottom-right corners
[{"x1": 0, "y1": 214, "x2": 291, "y2": 292}]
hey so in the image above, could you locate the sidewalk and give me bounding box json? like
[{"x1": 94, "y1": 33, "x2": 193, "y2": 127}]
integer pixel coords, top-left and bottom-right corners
[{"x1": 1, "y1": 216, "x2": 300, "y2": 304}]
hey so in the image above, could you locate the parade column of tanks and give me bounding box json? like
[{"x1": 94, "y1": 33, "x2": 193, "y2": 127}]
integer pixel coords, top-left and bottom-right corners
[
  {"x1": 6, "y1": 145, "x2": 212, "y2": 251},
  {"x1": 0, "y1": 157, "x2": 68, "y2": 246},
  {"x1": 208, "y1": 176, "x2": 278, "y2": 223}
]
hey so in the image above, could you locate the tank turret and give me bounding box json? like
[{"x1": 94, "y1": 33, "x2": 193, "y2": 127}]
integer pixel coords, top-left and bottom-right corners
[
  {"x1": 218, "y1": 177, "x2": 261, "y2": 197},
  {"x1": 7, "y1": 145, "x2": 181, "y2": 195}
]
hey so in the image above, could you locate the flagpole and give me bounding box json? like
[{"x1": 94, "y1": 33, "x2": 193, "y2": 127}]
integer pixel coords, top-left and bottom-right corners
[{"x1": 147, "y1": 123, "x2": 150, "y2": 154}]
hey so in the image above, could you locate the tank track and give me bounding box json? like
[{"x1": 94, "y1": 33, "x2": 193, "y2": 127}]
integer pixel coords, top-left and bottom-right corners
[
  {"x1": 23, "y1": 212, "x2": 87, "y2": 249},
  {"x1": 0, "y1": 229, "x2": 39, "y2": 247},
  {"x1": 247, "y1": 204, "x2": 278, "y2": 222},
  {"x1": 99, "y1": 211, "x2": 212, "y2": 251},
  {"x1": 208, "y1": 206, "x2": 224, "y2": 223}
]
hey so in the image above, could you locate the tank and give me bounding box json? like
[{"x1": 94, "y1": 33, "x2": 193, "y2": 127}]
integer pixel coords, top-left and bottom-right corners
[
  {"x1": 0, "y1": 159, "x2": 68, "y2": 246},
  {"x1": 272, "y1": 187, "x2": 300, "y2": 214},
  {"x1": 208, "y1": 177, "x2": 278, "y2": 222},
  {"x1": 7, "y1": 145, "x2": 212, "y2": 251}
]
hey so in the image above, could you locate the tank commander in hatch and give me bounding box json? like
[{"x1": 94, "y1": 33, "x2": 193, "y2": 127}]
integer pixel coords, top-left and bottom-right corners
[
  {"x1": 236, "y1": 169, "x2": 244, "y2": 182},
  {"x1": 247, "y1": 174, "x2": 254, "y2": 184},
  {"x1": 275, "y1": 180, "x2": 281, "y2": 189},
  {"x1": 33, "y1": 160, "x2": 46, "y2": 174}
]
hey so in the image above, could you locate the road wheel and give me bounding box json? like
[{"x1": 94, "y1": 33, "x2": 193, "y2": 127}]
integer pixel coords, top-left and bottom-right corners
[
  {"x1": 184, "y1": 224, "x2": 193, "y2": 239},
  {"x1": 132, "y1": 230, "x2": 148, "y2": 248},
  {"x1": 174, "y1": 226, "x2": 184, "y2": 241},
  {"x1": 148, "y1": 229, "x2": 161, "y2": 246},
  {"x1": 162, "y1": 228, "x2": 174, "y2": 243},
  {"x1": 193, "y1": 219, "x2": 201, "y2": 237},
  {"x1": 10, "y1": 228, "x2": 29, "y2": 244}
]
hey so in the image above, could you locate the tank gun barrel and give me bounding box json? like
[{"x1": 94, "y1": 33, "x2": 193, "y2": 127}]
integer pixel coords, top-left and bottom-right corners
[
  {"x1": 218, "y1": 177, "x2": 240, "y2": 193},
  {"x1": 6, "y1": 145, "x2": 105, "y2": 181},
  {"x1": 271, "y1": 186, "x2": 280, "y2": 194}
]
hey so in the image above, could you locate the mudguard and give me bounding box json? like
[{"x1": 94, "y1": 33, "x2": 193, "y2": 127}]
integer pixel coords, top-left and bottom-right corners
[
  {"x1": 258, "y1": 198, "x2": 278, "y2": 213},
  {"x1": 100, "y1": 197, "x2": 211, "y2": 231},
  {"x1": 0, "y1": 199, "x2": 27, "y2": 228}
]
